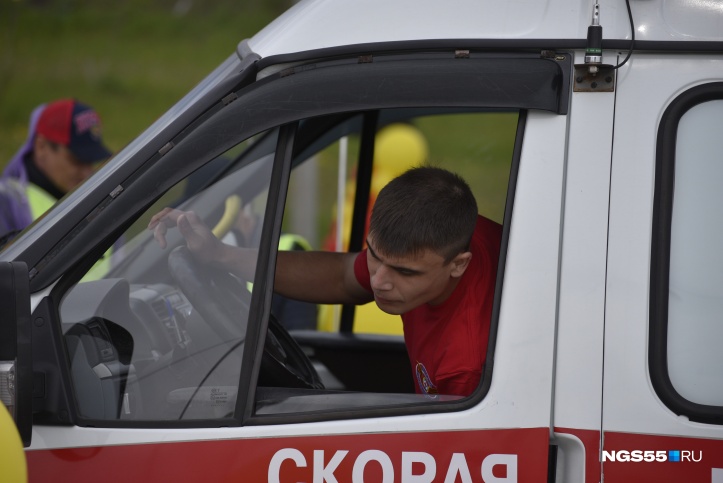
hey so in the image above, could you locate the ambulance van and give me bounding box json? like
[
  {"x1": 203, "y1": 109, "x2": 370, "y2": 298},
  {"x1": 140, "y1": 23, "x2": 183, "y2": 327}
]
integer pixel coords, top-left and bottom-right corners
[{"x1": 2, "y1": 0, "x2": 723, "y2": 481}]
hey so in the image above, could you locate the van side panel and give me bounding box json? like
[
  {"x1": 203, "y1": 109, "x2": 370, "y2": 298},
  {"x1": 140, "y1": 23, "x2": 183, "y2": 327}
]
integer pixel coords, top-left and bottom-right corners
[
  {"x1": 604, "y1": 54, "x2": 723, "y2": 480},
  {"x1": 26, "y1": 428, "x2": 549, "y2": 482}
]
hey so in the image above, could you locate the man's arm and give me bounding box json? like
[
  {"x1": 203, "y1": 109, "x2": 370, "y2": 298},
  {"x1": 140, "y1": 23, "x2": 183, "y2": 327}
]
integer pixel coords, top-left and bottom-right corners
[
  {"x1": 275, "y1": 250, "x2": 373, "y2": 305},
  {"x1": 149, "y1": 208, "x2": 373, "y2": 306}
]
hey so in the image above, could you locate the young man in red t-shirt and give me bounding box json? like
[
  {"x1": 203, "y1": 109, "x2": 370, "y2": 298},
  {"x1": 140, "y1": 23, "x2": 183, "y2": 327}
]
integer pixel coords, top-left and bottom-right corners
[
  {"x1": 353, "y1": 214, "x2": 500, "y2": 396},
  {"x1": 150, "y1": 166, "x2": 501, "y2": 397},
  {"x1": 350, "y1": 168, "x2": 501, "y2": 396}
]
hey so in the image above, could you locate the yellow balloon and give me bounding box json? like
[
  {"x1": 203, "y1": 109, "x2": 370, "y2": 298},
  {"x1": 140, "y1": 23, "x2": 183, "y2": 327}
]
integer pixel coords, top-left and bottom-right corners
[
  {"x1": 319, "y1": 124, "x2": 429, "y2": 335},
  {"x1": 0, "y1": 403, "x2": 27, "y2": 483},
  {"x1": 372, "y1": 123, "x2": 429, "y2": 193}
]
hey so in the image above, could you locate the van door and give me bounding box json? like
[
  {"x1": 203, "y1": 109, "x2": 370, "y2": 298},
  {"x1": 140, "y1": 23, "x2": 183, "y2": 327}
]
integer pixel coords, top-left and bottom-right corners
[
  {"x1": 604, "y1": 54, "x2": 723, "y2": 481},
  {"x1": 19, "y1": 50, "x2": 571, "y2": 482}
]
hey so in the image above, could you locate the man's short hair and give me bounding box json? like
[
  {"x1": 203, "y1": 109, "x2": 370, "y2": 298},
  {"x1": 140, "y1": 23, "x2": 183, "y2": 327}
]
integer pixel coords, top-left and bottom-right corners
[{"x1": 369, "y1": 166, "x2": 478, "y2": 263}]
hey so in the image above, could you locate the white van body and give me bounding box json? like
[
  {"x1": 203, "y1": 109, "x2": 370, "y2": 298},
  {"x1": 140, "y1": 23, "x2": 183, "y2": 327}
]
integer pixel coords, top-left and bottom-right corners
[{"x1": 2, "y1": 0, "x2": 723, "y2": 482}]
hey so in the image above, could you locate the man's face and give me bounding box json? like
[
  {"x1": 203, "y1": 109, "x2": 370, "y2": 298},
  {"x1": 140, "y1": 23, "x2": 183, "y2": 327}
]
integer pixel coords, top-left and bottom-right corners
[
  {"x1": 34, "y1": 135, "x2": 96, "y2": 194},
  {"x1": 366, "y1": 236, "x2": 471, "y2": 315}
]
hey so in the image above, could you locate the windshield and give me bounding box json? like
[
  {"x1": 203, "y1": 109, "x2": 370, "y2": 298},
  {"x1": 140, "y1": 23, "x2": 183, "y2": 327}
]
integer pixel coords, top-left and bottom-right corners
[{"x1": 59, "y1": 129, "x2": 276, "y2": 421}]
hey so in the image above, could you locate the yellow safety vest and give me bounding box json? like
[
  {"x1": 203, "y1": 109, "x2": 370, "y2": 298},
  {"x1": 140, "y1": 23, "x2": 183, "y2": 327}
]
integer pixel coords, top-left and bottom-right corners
[
  {"x1": 27, "y1": 183, "x2": 112, "y2": 280},
  {"x1": 26, "y1": 183, "x2": 56, "y2": 221},
  {"x1": 278, "y1": 233, "x2": 312, "y2": 252}
]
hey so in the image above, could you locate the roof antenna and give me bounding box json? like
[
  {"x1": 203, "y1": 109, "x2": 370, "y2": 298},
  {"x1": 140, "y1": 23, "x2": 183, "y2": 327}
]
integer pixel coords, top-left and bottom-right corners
[
  {"x1": 574, "y1": 0, "x2": 613, "y2": 92},
  {"x1": 575, "y1": 0, "x2": 634, "y2": 92},
  {"x1": 584, "y1": 0, "x2": 603, "y2": 75}
]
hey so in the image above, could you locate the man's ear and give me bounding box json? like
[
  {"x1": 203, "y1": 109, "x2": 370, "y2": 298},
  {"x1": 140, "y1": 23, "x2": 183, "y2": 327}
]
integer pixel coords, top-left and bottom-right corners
[{"x1": 450, "y1": 251, "x2": 472, "y2": 278}]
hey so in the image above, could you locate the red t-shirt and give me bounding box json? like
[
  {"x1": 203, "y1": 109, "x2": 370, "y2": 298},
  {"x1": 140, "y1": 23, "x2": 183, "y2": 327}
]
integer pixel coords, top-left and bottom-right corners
[{"x1": 354, "y1": 215, "x2": 502, "y2": 397}]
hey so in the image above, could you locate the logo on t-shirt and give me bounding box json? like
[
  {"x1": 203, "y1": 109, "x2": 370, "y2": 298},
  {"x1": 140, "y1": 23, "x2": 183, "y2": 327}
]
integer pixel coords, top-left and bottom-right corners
[{"x1": 415, "y1": 362, "x2": 439, "y2": 398}]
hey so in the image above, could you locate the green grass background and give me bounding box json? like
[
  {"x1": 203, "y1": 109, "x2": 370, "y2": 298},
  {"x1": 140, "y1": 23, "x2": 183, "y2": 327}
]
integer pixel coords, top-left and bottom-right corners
[
  {"x1": 0, "y1": 0, "x2": 516, "y2": 238},
  {"x1": 0, "y1": 0, "x2": 286, "y2": 168}
]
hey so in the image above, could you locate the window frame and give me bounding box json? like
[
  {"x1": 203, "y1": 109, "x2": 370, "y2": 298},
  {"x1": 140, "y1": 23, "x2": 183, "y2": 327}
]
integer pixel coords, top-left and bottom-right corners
[
  {"x1": 650, "y1": 82, "x2": 723, "y2": 424},
  {"x1": 247, "y1": 108, "x2": 527, "y2": 426}
]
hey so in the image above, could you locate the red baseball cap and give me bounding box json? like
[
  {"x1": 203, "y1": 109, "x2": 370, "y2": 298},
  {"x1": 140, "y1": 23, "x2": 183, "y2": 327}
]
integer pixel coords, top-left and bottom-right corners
[{"x1": 35, "y1": 99, "x2": 112, "y2": 164}]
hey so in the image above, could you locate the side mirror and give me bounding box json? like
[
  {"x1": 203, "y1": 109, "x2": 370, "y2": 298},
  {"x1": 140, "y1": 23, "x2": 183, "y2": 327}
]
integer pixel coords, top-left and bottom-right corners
[{"x1": 0, "y1": 262, "x2": 32, "y2": 447}]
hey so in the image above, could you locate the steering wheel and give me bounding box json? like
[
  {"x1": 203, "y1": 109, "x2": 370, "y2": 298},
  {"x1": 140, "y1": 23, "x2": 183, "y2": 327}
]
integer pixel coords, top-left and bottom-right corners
[{"x1": 168, "y1": 246, "x2": 323, "y2": 389}]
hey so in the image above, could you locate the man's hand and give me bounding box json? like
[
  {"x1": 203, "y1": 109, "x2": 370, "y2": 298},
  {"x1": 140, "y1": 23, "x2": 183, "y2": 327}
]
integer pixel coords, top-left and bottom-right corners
[{"x1": 148, "y1": 208, "x2": 225, "y2": 264}]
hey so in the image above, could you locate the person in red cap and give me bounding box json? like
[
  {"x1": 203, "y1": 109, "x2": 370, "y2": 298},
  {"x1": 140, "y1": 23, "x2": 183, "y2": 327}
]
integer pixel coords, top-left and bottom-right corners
[{"x1": 0, "y1": 98, "x2": 112, "y2": 241}]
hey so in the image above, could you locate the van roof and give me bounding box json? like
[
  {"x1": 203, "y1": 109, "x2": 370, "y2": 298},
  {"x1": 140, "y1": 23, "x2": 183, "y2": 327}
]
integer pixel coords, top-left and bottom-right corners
[{"x1": 247, "y1": 0, "x2": 723, "y2": 59}]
